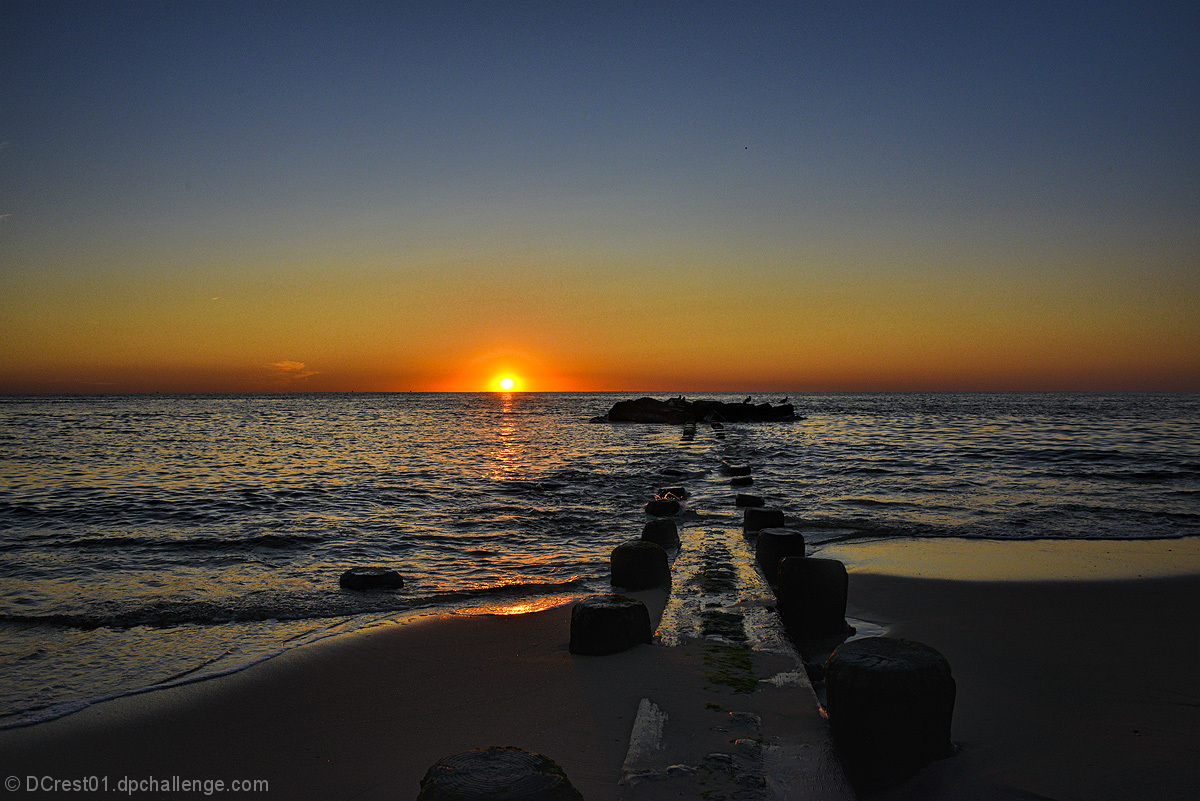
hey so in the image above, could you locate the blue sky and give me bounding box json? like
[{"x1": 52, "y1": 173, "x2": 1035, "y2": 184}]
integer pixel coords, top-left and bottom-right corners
[{"x1": 2, "y1": 1, "x2": 1197, "y2": 391}]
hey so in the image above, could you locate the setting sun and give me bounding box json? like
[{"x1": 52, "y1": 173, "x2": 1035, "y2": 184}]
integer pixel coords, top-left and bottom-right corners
[{"x1": 498, "y1": 376, "x2": 516, "y2": 391}]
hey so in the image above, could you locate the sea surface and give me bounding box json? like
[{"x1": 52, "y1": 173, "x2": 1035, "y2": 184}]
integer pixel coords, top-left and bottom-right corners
[{"x1": 2, "y1": 391, "x2": 1198, "y2": 727}]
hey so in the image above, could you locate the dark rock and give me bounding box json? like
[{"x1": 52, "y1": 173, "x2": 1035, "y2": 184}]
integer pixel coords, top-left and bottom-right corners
[
  {"x1": 824, "y1": 637, "x2": 956, "y2": 788},
  {"x1": 730, "y1": 476, "x2": 754, "y2": 487},
  {"x1": 641, "y1": 517, "x2": 680, "y2": 548},
  {"x1": 754, "y1": 528, "x2": 806, "y2": 584},
  {"x1": 659, "y1": 485, "x2": 689, "y2": 500},
  {"x1": 603, "y1": 397, "x2": 797, "y2": 424},
  {"x1": 735, "y1": 493, "x2": 765, "y2": 507},
  {"x1": 721, "y1": 462, "x2": 753, "y2": 476},
  {"x1": 644, "y1": 498, "x2": 681, "y2": 516},
  {"x1": 804, "y1": 660, "x2": 826, "y2": 682},
  {"x1": 776, "y1": 557, "x2": 849, "y2": 638},
  {"x1": 611, "y1": 539, "x2": 671, "y2": 589},
  {"x1": 417, "y1": 745, "x2": 584, "y2": 800},
  {"x1": 338, "y1": 566, "x2": 404, "y2": 591},
  {"x1": 743, "y1": 507, "x2": 785, "y2": 532},
  {"x1": 569, "y1": 595, "x2": 653, "y2": 655}
]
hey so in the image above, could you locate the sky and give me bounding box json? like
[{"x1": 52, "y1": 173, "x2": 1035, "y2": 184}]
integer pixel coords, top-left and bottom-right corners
[{"x1": 2, "y1": 1, "x2": 1197, "y2": 392}]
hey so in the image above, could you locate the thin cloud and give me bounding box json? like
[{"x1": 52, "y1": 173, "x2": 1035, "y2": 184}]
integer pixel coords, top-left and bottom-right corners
[{"x1": 268, "y1": 360, "x2": 318, "y2": 380}]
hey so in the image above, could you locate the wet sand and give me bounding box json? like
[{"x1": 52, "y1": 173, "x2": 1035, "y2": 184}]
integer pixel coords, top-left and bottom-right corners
[
  {"x1": 0, "y1": 586, "x2": 848, "y2": 800},
  {"x1": 5, "y1": 538, "x2": 1197, "y2": 800},
  {"x1": 1, "y1": 593, "x2": 661, "y2": 799},
  {"x1": 813, "y1": 537, "x2": 1200, "y2": 801}
]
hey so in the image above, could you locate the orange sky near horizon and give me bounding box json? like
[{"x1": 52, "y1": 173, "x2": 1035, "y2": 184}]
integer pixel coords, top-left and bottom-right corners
[
  {"x1": 2, "y1": 4, "x2": 1198, "y2": 394},
  {"x1": 2, "y1": 248, "x2": 1195, "y2": 393}
]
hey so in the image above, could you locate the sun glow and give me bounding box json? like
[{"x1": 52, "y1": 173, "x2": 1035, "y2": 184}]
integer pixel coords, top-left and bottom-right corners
[{"x1": 497, "y1": 376, "x2": 516, "y2": 391}]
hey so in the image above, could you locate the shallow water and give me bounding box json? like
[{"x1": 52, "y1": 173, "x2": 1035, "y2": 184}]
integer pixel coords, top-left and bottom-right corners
[{"x1": 1, "y1": 391, "x2": 1197, "y2": 725}]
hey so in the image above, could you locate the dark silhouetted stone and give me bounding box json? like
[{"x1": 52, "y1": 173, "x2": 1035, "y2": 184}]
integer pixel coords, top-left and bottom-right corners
[
  {"x1": 824, "y1": 637, "x2": 956, "y2": 788},
  {"x1": 755, "y1": 528, "x2": 806, "y2": 584},
  {"x1": 641, "y1": 517, "x2": 680, "y2": 548},
  {"x1": 417, "y1": 745, "x2": 584, "y2": 800},
  {"x1": 776, "y1": 557, "x2": 848, "y2": 638},
  {"x1": 659, "y1": 486, "x2": 689, "y2": 500},
  {"x1": 569, "y1": 595, "x2": 653, "y2": 655},
  {"x1": 611, "y1": 539, "x2": 670, "y2": 589},
  {"x1": 602, "y1": 397, "x2": 796, "y2": 424},
  {"x1": 735, "y1": 493, "x2": 765, "y2": 507},
  {"x1": 644, "y1": 498, "x2": 681, "y2": 516},
  {"x1": 722, "y1": 462, "x2": 752, "y2": 476},
  {"x1": 338, "y1": 566, "x2": 404, "y2": 591},
  {"x1": 743, "y1": 507, "x2": 785, "y2": 533}
]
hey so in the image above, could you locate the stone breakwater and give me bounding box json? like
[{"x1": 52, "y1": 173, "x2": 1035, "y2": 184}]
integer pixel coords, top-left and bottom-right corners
[{"x1": 596, "y1": 396, "x2": 798, "y2": 424}]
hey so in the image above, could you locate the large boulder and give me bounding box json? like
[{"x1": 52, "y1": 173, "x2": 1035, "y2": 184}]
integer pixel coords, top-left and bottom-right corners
[
  {"x1": 824, "y1": 637, "x2": 956, "y2": 788},
  {"x1": 338, "y1": 566, "x2": 404, "y2": 591},
  {"x1": 611, "y1": 539, "x2": 671, "y2": 589},
  {"x1": 641, "y1": 517, "x2": 680, "y2": 548},
  {"x1": 605, "y1": 397, "x2": 690, "y2": 424},
  {"x1": 776, "y1": 557, "x2": 848, "y2": 638},
  {"x1": 417, "y1": 745, "x2": 583, "y2": 800},
  {"x1": 603, "y1": 397, "x2": 797, "y2": 424},
  {"x1": 569, "y1": 595, "x2": 653, "y2": 655},
  {"x1": 754, "y1": 528, "x2": 806, "y2": 584}
]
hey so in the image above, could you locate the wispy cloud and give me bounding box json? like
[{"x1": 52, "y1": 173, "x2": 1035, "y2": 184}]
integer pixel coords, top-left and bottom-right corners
[{"x1": 268, "y1": 360, "x2": 318, "y2": 380}]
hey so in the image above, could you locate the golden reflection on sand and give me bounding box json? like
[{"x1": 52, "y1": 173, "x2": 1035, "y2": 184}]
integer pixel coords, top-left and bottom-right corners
[
  {"x1": 809, "y1": 536, "x2": 1200, "y2": 581},
  {"x1": 455, "y1": 596, "x2": 578, "y2": 616}
]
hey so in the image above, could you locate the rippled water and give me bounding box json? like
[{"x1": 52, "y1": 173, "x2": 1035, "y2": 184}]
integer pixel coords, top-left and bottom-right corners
[{"x1": 1, "y1": 391, "x2": 1197, "y2": 726}]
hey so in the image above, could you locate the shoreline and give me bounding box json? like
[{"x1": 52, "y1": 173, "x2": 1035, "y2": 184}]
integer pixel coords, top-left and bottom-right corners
[
  {"x1": 0, "y1": 583, "x2": 849, "y2": 800},
  {"x1": 4, "y1": 537, "x2": 1199, "y2": 800}
]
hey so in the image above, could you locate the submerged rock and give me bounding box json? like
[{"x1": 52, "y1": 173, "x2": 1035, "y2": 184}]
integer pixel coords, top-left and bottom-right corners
[
  {"x1": 338, "y1": 566, "x2": 404, "y2": 591},
  {"x1": 417, "y1": 745, "x2": 583, "y2": 800},
  {"x1": 735, "y1": 493, "x2": 765, "y2": 507},
  {"x1": 658, "y1": 485, "x2": 689, "y2": 500},
  {"x1": 569, "y1": 595, "x2": 653, "y2": 655}
]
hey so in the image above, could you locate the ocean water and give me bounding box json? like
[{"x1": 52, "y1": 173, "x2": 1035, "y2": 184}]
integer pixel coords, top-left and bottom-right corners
[{"x1": 1, "y1": 391, "x2": 1198, "y2": 726}]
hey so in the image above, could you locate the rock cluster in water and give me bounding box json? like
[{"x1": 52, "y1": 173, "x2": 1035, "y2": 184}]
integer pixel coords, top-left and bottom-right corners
[{"x1": 596, "y1": 396, "x2": 797, "y2": 424}]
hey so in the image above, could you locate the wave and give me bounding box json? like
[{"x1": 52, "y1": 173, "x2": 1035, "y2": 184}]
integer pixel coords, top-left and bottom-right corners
[
  {"x1": 0, "y1": 530, "x2": 330, "y2": 554},
  {"x1": 0, "y1": 644, "x2": 289, "y2": 731},
  {"x1": 0, "y1": 579, "x2": 589, "y2": 631}
]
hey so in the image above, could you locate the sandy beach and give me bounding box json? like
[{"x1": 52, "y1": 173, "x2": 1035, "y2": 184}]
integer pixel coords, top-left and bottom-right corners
[
  {"x1": 0, "y1": 585, "x2": 847, "y2": 800},
  {"x1": 813, "y1": 537, "x2": 1200, "y2": 801},
  {"x1": 4, "y1": 538, "x2": 1199, "y2": 800}
]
